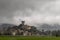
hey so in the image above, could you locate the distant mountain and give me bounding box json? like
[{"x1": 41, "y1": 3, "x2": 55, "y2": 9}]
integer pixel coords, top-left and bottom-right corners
[
  {"x1": 0, "y1": 23, "x2": 60, "y2": 31},
  {"x1": 38, "y1": 23, "x2": 60, "y2": 31},
  {"x1": 0, "y1": 23, "x2": 16, "y2": 31}
]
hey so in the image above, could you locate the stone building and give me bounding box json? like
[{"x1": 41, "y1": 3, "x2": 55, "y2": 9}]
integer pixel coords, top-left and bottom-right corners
[{"x1": 7, "y1": 21, "x2": 40, "y2": 36}]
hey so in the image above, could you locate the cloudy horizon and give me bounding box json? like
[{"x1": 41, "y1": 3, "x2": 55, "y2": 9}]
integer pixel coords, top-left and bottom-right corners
[{"x1": 0, "y1": 0, "x2": 60, "y2": 26}]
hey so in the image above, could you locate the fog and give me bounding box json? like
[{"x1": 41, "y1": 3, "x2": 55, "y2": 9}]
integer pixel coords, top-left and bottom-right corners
[{"x1": 0, "y1": 0, "x2": 60, "y2": 27}]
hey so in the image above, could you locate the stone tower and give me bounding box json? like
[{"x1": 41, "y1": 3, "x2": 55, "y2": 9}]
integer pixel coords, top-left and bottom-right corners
[{"x1": 21, "y1": 21, "x2": 25, "y2": 25}]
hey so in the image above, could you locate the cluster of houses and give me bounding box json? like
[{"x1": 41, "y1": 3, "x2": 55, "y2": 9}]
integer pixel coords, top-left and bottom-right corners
[
  {"x1": 1, "y1": 21, "x2": 59, "y2": 36},
  {"x1": 0, "y1": 21, "x2": 40, "y2": 36}
]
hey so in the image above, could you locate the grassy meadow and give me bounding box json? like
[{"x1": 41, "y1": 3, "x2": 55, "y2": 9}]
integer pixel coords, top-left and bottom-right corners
[{"x1": 0, "y1": 36, "x2": 60, "y2": 40}]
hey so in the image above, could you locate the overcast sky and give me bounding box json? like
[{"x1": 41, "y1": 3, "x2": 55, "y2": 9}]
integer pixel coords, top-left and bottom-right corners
[{"x1": 0, "y1": 0, "x2": 60, "y2": 26}]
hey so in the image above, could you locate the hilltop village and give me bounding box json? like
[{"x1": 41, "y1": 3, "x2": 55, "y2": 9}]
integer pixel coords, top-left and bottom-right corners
[
  {"x1": 0, "y1": 21, "x2": 40, "y2": 36},
  {"x1": 1, "y1": 21, "x2": 60, "y2": 36}
]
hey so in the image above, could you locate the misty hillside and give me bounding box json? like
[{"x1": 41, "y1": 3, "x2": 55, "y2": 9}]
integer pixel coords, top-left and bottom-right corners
[
  {"x1": 0, "y1": 23, "x2": 16, "y2": 31},
  {"x1": 38, "y1": 24, "x2": 60, "y2": 30},
  {"x1": 0, "y1": 23, "x2": 60, "y2": 31}
]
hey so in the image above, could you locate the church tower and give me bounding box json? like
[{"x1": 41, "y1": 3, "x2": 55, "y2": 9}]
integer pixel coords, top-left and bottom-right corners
[{"x1": 21, "y1": 21, "x2": 25, "y2": 25}]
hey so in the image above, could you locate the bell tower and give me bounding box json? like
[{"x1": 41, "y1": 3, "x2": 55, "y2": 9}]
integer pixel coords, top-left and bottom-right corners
[{"x1": 21, "y1": 21, "x2": 25, "y2": 25}]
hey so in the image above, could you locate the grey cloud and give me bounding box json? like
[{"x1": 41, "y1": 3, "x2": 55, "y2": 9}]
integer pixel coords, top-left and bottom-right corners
[
  {"x1": 0, "y1": 0, "x2": 55, "y2": 17},
  {"x1": 0, "y1": 0, "x2": 58, "y2": 26}
]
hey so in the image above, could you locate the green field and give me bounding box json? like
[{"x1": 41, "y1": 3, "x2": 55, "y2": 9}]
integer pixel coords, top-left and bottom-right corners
[{"x1": 0, "y1": 36, "x2": 60, "y2": 40}]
